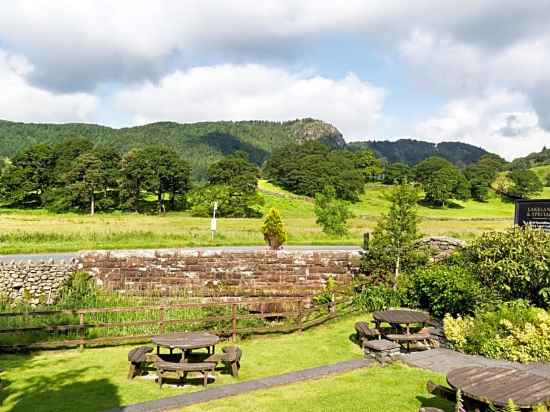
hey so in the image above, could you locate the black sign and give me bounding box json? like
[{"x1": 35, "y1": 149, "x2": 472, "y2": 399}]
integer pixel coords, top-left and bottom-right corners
[{"x1": 515, "y1": 199, "x2": 550, "y2": 231}]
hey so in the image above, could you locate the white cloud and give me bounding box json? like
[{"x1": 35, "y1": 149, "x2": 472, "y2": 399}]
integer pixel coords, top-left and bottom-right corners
[
  {"x1": 113, "y1": 64, "x2": 385, "y2": 138},
  {"x1": 0, "y1": 50, "x2": 97, "y2": 122},
  {"x1": 415, "y1": 91, "x2": 550, "y2": 160}
]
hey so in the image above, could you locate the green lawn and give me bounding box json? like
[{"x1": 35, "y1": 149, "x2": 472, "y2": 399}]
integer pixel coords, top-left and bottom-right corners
[
  {"x1": 0, "y1": 315, "x2": 450, "y2": 412},
  {"x1": 181, "y1": 364, "x2": 451, "y2": 412}
]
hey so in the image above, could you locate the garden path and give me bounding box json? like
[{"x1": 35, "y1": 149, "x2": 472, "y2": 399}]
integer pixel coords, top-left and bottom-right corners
[
  {"x1": 103, "y1": 358, "x2": 373, "y2": 412},
  {"x1": 403, "y1": 348, "x2": 550, "y2": 378}
]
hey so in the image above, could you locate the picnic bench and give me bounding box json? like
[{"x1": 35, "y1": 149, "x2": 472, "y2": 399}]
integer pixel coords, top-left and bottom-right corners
[
  {"x1": 155, "y1": 357, "x2": 216, "y2": 388},
  {"x1": 373, "y1": 309, "x2": 432, "y2": 352},
  {"x1": 428, "y1": 366, "x2": 550, "y2": 410}
]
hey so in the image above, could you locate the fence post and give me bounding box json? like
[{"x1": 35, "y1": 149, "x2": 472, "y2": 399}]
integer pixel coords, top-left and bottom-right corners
[
  {"x1": 159, "y1": 305, "x2": 165, "y2": 334},
  {"x1": 298, "y1": 299, "x2": 304, "y2": 334},
  {"x1": 79, "y1": 312, "x2": 85, "y2": 351},
  {"x1": 231, "y1": 304, "x2": 237, "y2": 342}
]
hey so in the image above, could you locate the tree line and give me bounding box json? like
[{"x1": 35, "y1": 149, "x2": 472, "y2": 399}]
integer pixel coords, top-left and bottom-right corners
[
  {"x1": 0, "y1": 137, "x2": 545, "y2": 219},
  {"x1": 0, "y1": 138, "x2": 262, "y2": 216}
]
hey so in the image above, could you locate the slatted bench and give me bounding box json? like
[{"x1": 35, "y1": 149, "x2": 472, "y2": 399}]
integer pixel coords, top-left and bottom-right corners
[
  {"x1": 155, "y1": 359, "x2": 217, "y2": 388},
  {"x1": 127, "y1": 346, "x2": 153, "y2": 380},
  {"x1": 354, "y1": 321, "x2": 381, "y2": 348},
  {"x1": 386, "y1": 333, "x2": 430, "y2": 352}
]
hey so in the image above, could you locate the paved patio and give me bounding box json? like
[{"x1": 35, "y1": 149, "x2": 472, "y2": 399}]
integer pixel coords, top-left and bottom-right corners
[{"x1": 403, "y1": 348, "x2": 550, "y2": 378}]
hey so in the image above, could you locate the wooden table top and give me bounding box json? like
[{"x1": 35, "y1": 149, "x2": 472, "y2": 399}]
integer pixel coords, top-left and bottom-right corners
[
  {"x1": 447, "y1": 367, "x2": 550, "y2": 407},
  {"x1": 152, "y1": 332, "x2": 219, "y2": 350},
  {"x1": 372, "y1": 309, "x2": 430, "y2": 325}
]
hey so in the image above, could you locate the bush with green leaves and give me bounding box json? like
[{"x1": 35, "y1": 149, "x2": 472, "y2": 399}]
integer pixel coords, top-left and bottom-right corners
[
  {"x1": 314, "y1": 186, "x2": 353, "y2": 236},
  {"x1": 403, "y1": 262, "x2": 491, "y2": 318},
  {"x1": 462, "y1": 226, "x2": 550, "y2": 307},
  {"x1": 444, "y1": 300, "x2": 550, "y2": 363},
  {"x1": 261, "y1": 208, "x2": 287, "y2": 250},
  {"x1": 352, "y1": 284, "x2": 403, "y2": 312}
]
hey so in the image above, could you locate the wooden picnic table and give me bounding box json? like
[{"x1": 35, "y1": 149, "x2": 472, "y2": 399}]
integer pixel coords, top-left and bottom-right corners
[
  {"x1": 447, "y1": 366, "x2": 550, "y2": 408},
  {"x1": 372, "y1": 309, "x2": 430, "y2": 334},
  {"x1": 152, "y1": 332, "x2": 219, "y2": 363}
]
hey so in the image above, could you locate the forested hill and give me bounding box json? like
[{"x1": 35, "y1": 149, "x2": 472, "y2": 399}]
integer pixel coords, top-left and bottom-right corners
[
  {"x1": 348, "y1": 139, "x2": 490, "y2": 166},
  {"x1": 511, "y1": 146, "x2": 550, "y2": 168},
  {"x1": 0, "y1": 118, "x2": 345, "y2": 179}
]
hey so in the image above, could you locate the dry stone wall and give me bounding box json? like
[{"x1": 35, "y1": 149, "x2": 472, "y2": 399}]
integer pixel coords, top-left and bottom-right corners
[
  {"x1": 79, "y1": 249, "x2": 361, "y2": 298},
  {"x1": 0, "y1": 259, "x2": 77, "y2": 304},
  {"x1": 0, "y1": 237, "x2": 465, "y2": 304}
]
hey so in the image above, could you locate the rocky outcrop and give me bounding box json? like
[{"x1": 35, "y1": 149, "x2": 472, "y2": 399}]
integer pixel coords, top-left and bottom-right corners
[{"x1": 289, "y1": 119, "x2": 346, "y2": 148}]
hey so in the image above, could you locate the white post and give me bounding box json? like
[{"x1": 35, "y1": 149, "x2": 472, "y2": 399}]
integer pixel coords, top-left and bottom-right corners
[{"x1": 210, "y1": 201, "x2": 218, "y2": 240}]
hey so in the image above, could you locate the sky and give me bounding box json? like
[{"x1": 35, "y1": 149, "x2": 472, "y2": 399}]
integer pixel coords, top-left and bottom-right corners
[{"x1": 1, "y1": 1, "x2": 550, "y2": 160}]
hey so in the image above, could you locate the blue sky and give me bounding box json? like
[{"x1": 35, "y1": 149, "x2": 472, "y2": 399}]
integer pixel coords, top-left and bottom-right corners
[{"x1": 0, "y1": 1, "x2": 549, "y2": 159}]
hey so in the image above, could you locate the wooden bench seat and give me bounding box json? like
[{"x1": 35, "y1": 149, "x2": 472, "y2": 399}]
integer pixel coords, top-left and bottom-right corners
[
  {"x1": 155, "y1": 359, "x2": 216, "y2": 388},
  {"x1": 386, "y1": 333, "x2": 430, "y2": 352}
]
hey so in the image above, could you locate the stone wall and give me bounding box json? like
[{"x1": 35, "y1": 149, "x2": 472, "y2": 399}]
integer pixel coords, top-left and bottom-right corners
[
  {"x1": 417, "y1": 236, "x2": 466, "y2": 260},
  {"x1": 0, "y1": 259, "x2": 77, "y2": 304},
  {"x1": 79, "y1": 249, "x2": 361, "y2": 298}
]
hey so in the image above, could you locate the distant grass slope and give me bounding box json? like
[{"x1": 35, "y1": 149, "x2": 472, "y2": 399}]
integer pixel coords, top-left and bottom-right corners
[
  {"x1": 532, "y1": 165, "x2": 550, "y2": 185},
  {"x1": 259, "y1": 180, "x2": 517, "y2": 219}
]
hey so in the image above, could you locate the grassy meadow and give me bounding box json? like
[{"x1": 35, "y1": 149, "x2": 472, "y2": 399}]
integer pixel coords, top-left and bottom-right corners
[
  {"x1": 1, "y1": 179, "x2": 548, "y2": 255},
  {"x1": 0, "y1": 314, "x2": 451, "y2": 412}
]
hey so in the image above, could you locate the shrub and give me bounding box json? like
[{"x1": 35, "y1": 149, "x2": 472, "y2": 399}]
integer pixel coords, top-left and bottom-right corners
[
  {"x1": 444, "y1": 300, "x2": 550, "y2": 363},
  {"x1": 462, "y1": 227, "x2": 550, "y2": 307},
  {"x1": 353, "y1": 285, "x2": 403, "y2": 312},
  {"x1": 261, "y1": 208, "x2": 287, "y2": 250},
  {"x1": 403, "y1": 263, "x2": 490, "y2": 318},
  {"x1": 314, "y1": 186, "x2": 353, "y2": 236}
]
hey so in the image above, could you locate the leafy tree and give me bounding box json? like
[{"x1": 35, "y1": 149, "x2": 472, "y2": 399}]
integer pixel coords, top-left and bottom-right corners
[
  {"x1": 360, "y1": 183, "x2": 423, "y2": 288},
  {"x1": 469, "y1": 178, "x2": 490, "y2": 201},
  {"x1": 261, "y1": 208, "x2": 287, "y2": 250},
  {"x1": 353, "y1": 149, "x2": 383, "y2": 182},
  {"x1": 414, "y1": 156, "x2": 455, "y2": 183},
  {"x1": 416, "y1": 156, "x2": 470, "y2": 205},
  {"x1": 120, "y1": 146, "x2": 191, "y2": 213},
  {"x1": 314, "y1": 186, "x2": 353, "y2": 236},
  {"x1": 383, "y1": 162, "x2": 413, "y2": 184},
  {"x1": 207, "y1": 152, "x2": 259, "y2": 194},
  {"x1": 51, "y1": 137, "x2": 94, "y2": 180},
  {"x1": 507, "y1": 169, "x2": 543, "y2": 199},
  {"x1": 0, "y1": 144, "x2": 56, "y2": 206},
  {"x1": 188, "y1": 184, "x2": 263, "y2": 217},
  {"x1": 191, "y1": 153, "x2": 262, "y2": 218},
  {"x1": 264, "y1": 141, "x2": 364, "y2": 201},
  {"x1": 64, "y1": 153, "x2": 106, "y2": 215},
  {"x1": 120, "y1": 149, "x2": 146, "y2": 212}
]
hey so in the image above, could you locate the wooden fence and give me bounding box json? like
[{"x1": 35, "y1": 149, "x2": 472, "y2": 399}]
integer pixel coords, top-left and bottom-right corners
[{"x1": 0, "y1": 297, "x2": 352, "y2": 351}]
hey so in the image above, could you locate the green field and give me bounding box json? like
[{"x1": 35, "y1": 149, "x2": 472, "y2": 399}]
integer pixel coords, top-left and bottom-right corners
[
  {"x1": 2, "y1": 178, "x2": 548, "y2": 254},
  {"x1": 0, "y1": 315, "x2": 450, "y2": 412}
]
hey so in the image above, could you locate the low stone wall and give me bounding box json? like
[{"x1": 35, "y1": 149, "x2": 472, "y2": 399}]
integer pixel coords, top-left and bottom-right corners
[
  {"x1": 0, "y1": 237, "x2": 466, "y2": 304},
  {"x1": 79, "y1": 249, "x2": 361, "y2": 298},
  {"x1": 417, "y1": 236, "x2": 466, "y2": 260},
  {"x1": 0, "y1": 259, "x2": 77, "y2": 304}
]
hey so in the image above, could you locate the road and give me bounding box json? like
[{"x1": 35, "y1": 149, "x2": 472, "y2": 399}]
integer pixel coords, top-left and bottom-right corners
[{"x1": 0, "y1": 245, "x2": 362, "y2": 263}]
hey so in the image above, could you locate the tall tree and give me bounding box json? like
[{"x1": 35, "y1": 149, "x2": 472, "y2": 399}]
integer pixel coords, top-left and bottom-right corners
[
  {"x1": 361, "y1": 183, "x2": 422, "y2": 288},
  {"x1": 65, "y1": 153, "x2": 105, "y2": 215},
  {"x1": 0, "y1": 144, "x2": 56, "y2": 206},
  {"x1": 129, "y1": 146, "x2": 192, "y2": 214}
]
